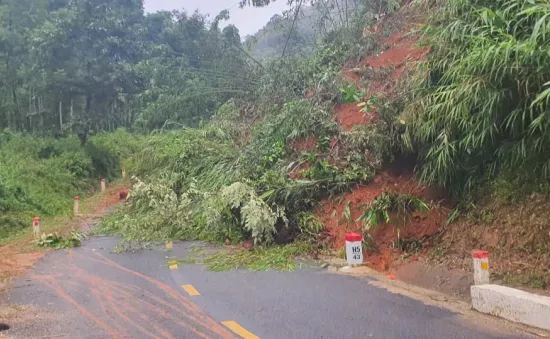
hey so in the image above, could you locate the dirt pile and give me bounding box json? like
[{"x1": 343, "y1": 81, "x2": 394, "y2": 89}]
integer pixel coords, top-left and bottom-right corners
[{"x1": 335, "y1": 102, "x2": 375, "y2": 132}]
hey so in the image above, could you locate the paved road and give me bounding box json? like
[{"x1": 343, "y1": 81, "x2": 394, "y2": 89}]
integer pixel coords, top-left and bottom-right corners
[{"x1": 1, "y1": 236, "x2": 531, "y2": 339}]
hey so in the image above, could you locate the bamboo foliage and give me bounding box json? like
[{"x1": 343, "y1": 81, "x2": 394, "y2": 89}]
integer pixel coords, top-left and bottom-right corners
[{"x1": 404, "y1": 0, "x2": 550, "y2": 194}]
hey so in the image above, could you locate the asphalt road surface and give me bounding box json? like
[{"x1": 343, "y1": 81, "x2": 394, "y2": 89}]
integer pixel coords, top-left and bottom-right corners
[{"x1": 1, "y1": 236, "x2": 532, "y2": 339}]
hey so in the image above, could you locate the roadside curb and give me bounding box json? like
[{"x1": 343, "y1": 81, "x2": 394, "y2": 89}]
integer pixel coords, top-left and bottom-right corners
[
  {"x1": 322, "y1": 256, "x2": 549, "y2": 337},
  {"x1": 469, "y1": 250, "x2": 550, "y2": 332},
  {"x1": 471, "y1": 284, "x2": 550, "y2": 332}
]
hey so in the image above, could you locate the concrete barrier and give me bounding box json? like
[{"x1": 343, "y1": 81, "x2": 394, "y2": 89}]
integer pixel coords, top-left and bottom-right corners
[{"x1": 471, "y1": 284, "x2": 550, "y2": 331}]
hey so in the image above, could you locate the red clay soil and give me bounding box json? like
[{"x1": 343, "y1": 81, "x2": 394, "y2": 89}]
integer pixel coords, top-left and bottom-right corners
[
  {"x1": 322, "y1": 12, "x2": 444, "y2": 274},
  {"x1": 342, "y1": 69, "x2": 361, "y2": 84},
  {"x1": 335, "y1": 103, "x2": 376, "y2": 132},
  {"x1": 366, "y1": 29, "x2": 429, "y2": 96},
  {"x1": 317, "y1": 171, "x2": 446, "y2": 272},
  {"x1": 336, "y1": 27, "x2": 429, "y2": 132}
]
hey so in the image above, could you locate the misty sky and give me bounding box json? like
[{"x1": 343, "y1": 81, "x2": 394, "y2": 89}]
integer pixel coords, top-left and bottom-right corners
[{"x1": 143, "y1": 0, "x2": 290, "y2": 37}]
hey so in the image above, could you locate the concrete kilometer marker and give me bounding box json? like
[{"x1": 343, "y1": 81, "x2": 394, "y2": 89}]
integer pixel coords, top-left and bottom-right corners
[
  {"x1": 472, "y1": 250, "x2": 489, "y2": 285},
  {"x1": 101, "y1": 178, "x2": 106, "y2": 193},
  {"x1": 122, "y1": 168, "x2": 126, "y2": 180},
  {"x1": 345, "y1": 233, "x2": 363, "y2": 266},
  {"x1": 337, "y1": 233, "x2": 365, "y2": 273},
  {"x1": 74, "y1": 196, "x2": 80, "y2": 216},
  {"x1": 32, "y1": 217, "x2": 40, "y2": 237}
]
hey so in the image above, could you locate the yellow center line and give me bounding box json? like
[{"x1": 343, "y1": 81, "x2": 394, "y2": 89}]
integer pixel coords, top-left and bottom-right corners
[
  {"x1": 169, "y1": 264, "x2": 178, "y2": 270},
  {"x1": 222, "y1": 321, "x2": 259, "y2": 339},
  {"x1": 181, "y1": 284, "x2": 200, "y2": 296}
]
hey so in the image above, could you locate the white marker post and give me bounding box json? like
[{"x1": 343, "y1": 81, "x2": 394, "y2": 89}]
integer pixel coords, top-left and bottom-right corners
[
  {"x1": 345, "y1": 233, "x2": 363, "y2": 267},
  {"x1": 101, "y1": 178, "x2": 106, "y2": 193},
  {"x1": 74, "y1": 196, "x2": 80, "y2": 216},
  {"x1": 472, "y1": 250, "x2": 490, "y2": 285},
  {"x1": 122, "y1": 168, "x2": 126, "y2": 180},
  {"x1": 32, "y1": 217, "x2": 40, "y2": 237}
]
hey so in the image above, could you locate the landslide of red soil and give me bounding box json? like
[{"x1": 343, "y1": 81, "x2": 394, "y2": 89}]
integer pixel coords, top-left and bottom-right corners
[
  {"x1": 317, "y1": 172, "x2": 446, "y2": 272},
  {"x1": 337, "y1": 21, "x2": 428, "y2": 131},
  {"x1": 363, "y1": 31, "x2": 429, "y2": 99},
  {"x1": 322, "y1": 13, "x2": 444, "y2": 273},
  {"x1": 330, "y1": 7, "x2": 550, "y2": 294}
]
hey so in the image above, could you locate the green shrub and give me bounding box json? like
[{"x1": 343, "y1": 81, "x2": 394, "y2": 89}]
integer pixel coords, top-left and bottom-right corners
[
  {"x1": 84, "y1": 142, "x2": 120, "y2": 180},
  {"x1": 0, "y1": 215, "x2": 27, "y2": 239},
  {"x1": 101, "y1": 179, "x2": 285, "y2": 245},
  {"x1": 340, "y1": 84, "x2": 365, "y2": 103},
  {"x1": 90, "y1": 129, "x2": 145, "y2": 174},
  {"x1": 0, "y1": 131, "x2": 127, "y2": 239},
  {"x1": 357, "y1": 192, "x2": 429, "y2": 236}
]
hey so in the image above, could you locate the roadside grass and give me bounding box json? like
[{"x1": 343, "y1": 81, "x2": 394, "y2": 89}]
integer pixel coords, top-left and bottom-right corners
[{"x1": 0, "y1": 182, "x2": 128, "y2": 254}]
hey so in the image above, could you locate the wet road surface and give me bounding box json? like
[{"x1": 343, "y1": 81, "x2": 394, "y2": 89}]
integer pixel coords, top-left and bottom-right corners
[{"x1": 1, "y1": 236, "x2": 532, "y2": 339}]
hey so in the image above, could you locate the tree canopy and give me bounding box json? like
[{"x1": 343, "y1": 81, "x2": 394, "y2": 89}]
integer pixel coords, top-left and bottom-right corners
[{"x1": 0, "y1": 0, "x2": 257, "y2": 137}]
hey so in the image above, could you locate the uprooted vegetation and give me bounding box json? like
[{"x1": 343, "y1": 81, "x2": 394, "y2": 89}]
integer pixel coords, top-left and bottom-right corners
[{"x1": 100, "y1": 95, "x2": 388, "y2": 246}]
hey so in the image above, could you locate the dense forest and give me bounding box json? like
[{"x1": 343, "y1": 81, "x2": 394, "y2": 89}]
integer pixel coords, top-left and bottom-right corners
[{"x1": 0, "y1": 0, "x2": 258, "y2": 138}]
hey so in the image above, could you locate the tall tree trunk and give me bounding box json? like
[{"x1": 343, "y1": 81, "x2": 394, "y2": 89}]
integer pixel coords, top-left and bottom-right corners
[
  {"x1": 12, "y1": 86, "x2": 20, "y2": 130},
  {"x1": 28, "y1": 88, "x2": 33, "y2": 131},
  {"x1": 59, "y1": 100, "x2": 63, "y2": 131},
  {"x1": 38, "y1": 96, "x2": 43, "y2": 131}
]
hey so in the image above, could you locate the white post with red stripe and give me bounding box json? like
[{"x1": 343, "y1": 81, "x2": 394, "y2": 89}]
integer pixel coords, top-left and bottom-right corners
[
  {"x1": 472, "y1": 250, "x2": 490, "y2": 285},
  {"x1": 345, "y1": 233, "x2": 363, "y2": 266},
  {"x1": 74, "y1": 196, "x2": 80, "y2": 216},
  {"x1": 32, "y1": 217, "x2": 40, "y2": 237},
  {"x1": 101, "y1": 178, "x2": 106, "y2": 193}
]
